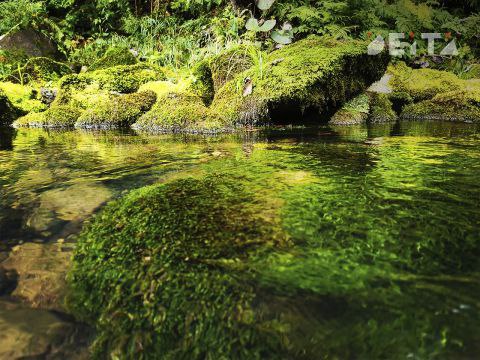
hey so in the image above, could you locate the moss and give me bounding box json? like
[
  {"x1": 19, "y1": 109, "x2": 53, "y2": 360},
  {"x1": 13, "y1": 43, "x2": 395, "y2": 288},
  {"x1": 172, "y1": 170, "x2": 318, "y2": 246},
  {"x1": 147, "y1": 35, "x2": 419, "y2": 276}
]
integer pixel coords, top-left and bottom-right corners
[
  {"x1": 401, "y1": 89, "x2": 480, "y2": 122},
  {"x1": 210, "y1": 36, "x2": 389, "y2": 126},
  {"x1": 0, "y1": 89, "x2": 19, "y2": 125},
  {"x1": 56, "y1": 63, "x2": 166, "y2": 104},
  {"x1": 67, "y1": 176, "x2": 287, "y2": 358},
  {"x1": 134, "y1": 82, "x2": 223, "y2": 133},
  {"x1": 330, "y1": 93, "x2": 370, "y2": 125},
  {"x1": 0, "y1": 82, "x2": 47, "y2": 113},
  {"x1": 388, "y1": 91, "x2": 413, "y2": 113},
  {"x1": 75, "y1": 91, "x2": 157, "y2": 129},
  {"x1": 190, "y1": 59, "x2": 214, "y2": 105},
  {"x1": 19, "y1": 57, "x2": 72, "y2": 84},
  {"x1": 369, "y1": 93, "x2": 397, "y2": 123},
  {"x1": 13, "y1": 105, "x2": 81, "y2": 128},
  {"x1": 88, "y1": 46, "x2": 138, "y2": 71},
  {"x1": 388, "y1": 62, "x2": 463, "y2": 101}
]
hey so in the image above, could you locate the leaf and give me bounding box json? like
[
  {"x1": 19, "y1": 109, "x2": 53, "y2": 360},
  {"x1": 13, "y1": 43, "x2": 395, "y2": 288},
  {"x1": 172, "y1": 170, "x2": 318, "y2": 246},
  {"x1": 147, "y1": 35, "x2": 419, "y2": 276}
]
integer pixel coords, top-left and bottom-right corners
[
  {"x1": 259, "y1": 19, "x2": 276, "y2": 32},
  {"x1": 271, "y1": 30, "x2": 293, "y2": 45},
  {"x1": 246, "y1": 18, "x2": 260, "y2": 32},
  {"x1": 257, "y1": 0, "x2": 276, "y2": 11}
]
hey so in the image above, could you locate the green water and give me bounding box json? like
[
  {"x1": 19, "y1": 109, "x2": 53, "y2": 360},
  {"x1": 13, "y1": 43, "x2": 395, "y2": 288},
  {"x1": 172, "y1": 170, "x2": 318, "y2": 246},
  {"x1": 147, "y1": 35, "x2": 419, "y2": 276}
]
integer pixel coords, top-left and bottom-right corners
[{"x1": 1, "y1": 121, "x2": 480, "y2": 358}]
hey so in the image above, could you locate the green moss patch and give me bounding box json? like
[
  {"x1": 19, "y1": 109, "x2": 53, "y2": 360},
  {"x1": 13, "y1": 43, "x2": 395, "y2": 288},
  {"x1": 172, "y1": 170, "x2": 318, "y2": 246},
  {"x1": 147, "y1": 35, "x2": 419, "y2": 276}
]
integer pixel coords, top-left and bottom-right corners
[
  {"x1": 75, "y1": 91, "x2": 157, "y2": 129},
  {"x1": 88, "y1": 47, "x2": 138, "y2": 72},
  {"x1": 401, "y1": 89, "x2": 480, "y2": 122},
  {"x1": 330, "y1": 94, "x2": 370, "y2": 125},
  {"x1": 13, "y1": 105, "x2": 81, "y2": 128},
  {"x1": 67, "y1": 175, "x2": 287, "y2": 358},
  {"x1": 369, "y1": 93, "x2": 397, "y2": 123},
  {"x1": 134, "y1": 85, "x2": 223, "y2": 133},
  {"x1": 19, "y1": 57, "x2": 72, "y2": 84},
  {"x1": 0, "y1": 82, "x2": 46, "y2": 114}
]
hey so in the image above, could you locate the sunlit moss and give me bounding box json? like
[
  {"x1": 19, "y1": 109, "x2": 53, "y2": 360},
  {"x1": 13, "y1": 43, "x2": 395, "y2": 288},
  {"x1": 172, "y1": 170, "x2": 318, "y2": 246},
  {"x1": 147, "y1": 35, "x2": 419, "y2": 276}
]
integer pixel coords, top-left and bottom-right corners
[
  {"x1": 330, "y1": 93, "x2": 370, "y2": 125},
  {"x1": 0, "y1": 81, "x2": 46, "y2": 113},
  {"x1": 88, "y1": 46, "x2": 138, "y2": 71},
  {"x1": 369, "y1": 93, "x2": 397, "y2": 122},
  {"x1": 13, "y1": 105, "x2": 81, "y2": 128},
  {"x1": 75, "y1": 91, "x2": 157, "y2": 129}
]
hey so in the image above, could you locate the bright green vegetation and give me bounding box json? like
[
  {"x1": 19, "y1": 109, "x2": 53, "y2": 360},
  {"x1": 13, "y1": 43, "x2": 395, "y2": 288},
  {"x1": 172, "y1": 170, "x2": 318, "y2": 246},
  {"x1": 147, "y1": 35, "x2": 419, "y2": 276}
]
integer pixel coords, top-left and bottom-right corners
[
  {"x1": 388, "y1": 62, "x2": 480, "y2": 122},
  {"x1": 76, "y1": 91, "x2": 157, "y2": 129},
  {"x1": 0, "y1": 89, "x2": 18, "y2": 125},
  {"x1": 0, "y1": 82, "x2": 46, "y2": 113},
  {"x1": 369, "y1": 93, "x2": 397, "y2": 123},
  {"x1": 58, "y1": 124, "x2": 480, "y2": 359},
  {"x1": 330, "y1": 94, "x2": 370, "y2": 125},
  {"x1": 13, "y1": 105, "x2": 81, "y2": 128},
  {"x1": 88, "y1": 47, "x2": 138, "y2": 72},
  {"x1": 19, "y1": 57, "x2": 72, "y2": 84}
]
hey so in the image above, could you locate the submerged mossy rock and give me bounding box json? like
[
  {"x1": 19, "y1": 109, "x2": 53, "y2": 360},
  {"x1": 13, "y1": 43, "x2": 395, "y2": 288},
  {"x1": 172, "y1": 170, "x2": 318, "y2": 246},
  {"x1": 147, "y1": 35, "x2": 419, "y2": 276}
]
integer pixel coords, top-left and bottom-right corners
[
  {"x1": 133, "y1": 81, "x2": 220, "y2": 133},
  {"x1": 330, "y1": 94, "x2": 370, "y2": 125},
  {"x1": 401, "y1": 89, "x2": 480, "y2": 122},
  {"x1": 88, "y1": 46, "x2": 138, "y2": 71},
  {"x1": 67, "y1": 176, "x2": 288, "y2": 358},
  {"x1": 13, "y1": 105, "x2": 81, "y2": 128},
  {"x1": 18, "y1": 57, "x2": 72, "y2": 84},
  {"x1": 75, "y1": 90, "x2": 157, "y2": 129},
  {"x1": 210, "y1": 36, "x2": 389, "y2": 126}
]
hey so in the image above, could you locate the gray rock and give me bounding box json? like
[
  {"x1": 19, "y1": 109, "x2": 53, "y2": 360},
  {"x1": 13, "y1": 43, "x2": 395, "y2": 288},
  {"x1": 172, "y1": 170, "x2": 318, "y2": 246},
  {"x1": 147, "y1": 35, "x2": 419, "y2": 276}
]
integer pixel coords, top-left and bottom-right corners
[{"x1": 0, "y1": 29, "x2": 60, "y2": 59}]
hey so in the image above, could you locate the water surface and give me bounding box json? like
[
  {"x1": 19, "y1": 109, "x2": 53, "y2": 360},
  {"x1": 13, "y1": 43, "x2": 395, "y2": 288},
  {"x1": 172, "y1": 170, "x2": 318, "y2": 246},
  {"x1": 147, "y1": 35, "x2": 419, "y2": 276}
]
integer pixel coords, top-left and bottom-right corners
[{"x1": 0, "y1": 122, "x2": 479, "y2": 358}]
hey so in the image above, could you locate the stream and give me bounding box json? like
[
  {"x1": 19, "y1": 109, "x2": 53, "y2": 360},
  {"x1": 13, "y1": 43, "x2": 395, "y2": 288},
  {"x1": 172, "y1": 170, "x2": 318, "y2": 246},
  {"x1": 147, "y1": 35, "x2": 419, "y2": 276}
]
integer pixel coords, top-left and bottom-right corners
[{"x1": 0, "y1": 121, "x2": 479, "y2": 358}]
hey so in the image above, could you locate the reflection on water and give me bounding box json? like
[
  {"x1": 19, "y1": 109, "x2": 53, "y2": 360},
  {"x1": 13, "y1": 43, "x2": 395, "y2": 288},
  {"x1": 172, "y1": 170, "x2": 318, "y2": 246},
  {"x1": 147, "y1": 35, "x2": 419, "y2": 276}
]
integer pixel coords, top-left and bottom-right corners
[{"x1": 0, "y1": 121, "x2": 480, "y2": 358}]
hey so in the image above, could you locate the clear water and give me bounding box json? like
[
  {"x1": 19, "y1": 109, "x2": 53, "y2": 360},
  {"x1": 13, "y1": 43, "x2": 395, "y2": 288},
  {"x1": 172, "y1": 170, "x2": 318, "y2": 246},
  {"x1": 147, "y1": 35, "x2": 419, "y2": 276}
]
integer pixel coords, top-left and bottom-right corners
[{"x1": 1, "y1": 121, "x2": 479, "y2": 358}]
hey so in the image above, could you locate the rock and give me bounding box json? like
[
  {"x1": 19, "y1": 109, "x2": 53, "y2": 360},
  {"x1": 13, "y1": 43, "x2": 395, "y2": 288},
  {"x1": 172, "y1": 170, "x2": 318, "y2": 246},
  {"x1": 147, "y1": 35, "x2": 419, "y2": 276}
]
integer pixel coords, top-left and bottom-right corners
[
  {"x1": 41, "y1": 87, "x2": 58, "y2": 105},
  {"x1": 0, "y1": 299, "x2": 90, "y2": 359},
  {"x1": 0, "y1": 29, "x2": 60, "y2": 59},
  {"x1": 75, "y1": 90, "x2": 157, "y2": 129},
  {"x1": 210, "y1": 36, "x2": 389, "y2": 127},
  {"x1": 2, "y1": 243, "x2": 71, "y2": 311},
  {"x1": 14, "y1": 105, "x2": 81, "y2": 128},
  {"x1": 330, "y1": 94, "x2": 370, "y2": 125}
]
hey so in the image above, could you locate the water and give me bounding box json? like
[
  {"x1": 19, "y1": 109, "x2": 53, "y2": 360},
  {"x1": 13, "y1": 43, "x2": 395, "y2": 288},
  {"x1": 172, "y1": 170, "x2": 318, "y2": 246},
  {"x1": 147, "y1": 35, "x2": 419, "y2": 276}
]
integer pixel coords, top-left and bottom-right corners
[{"x1": 0, "y1": 122, "x2": 479, "y2": 358}]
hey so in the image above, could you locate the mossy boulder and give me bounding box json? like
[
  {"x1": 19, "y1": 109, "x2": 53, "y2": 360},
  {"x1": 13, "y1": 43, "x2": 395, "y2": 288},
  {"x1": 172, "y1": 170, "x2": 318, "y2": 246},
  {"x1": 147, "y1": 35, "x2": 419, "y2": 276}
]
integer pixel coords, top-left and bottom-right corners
[
  {"x1": 388, "y1": 62, "x2": 463, "y2": 101},
  {"x1": 13, "y1": 105, "x2": 81, "y2": 128},
  {"x1": 133, "y1": 81, "x2": 222, "y2": 133},
  {"x1": 67, "y1": 176, "x2": 287, "y2": 358},
  {"x1": 0, "y1": 29, "x2": 61, "y2": 59},
  {"x1": 18, "y1": 57, "x2": 72, "y2": 84},
  {"x1": 88, "y1": 46, "x2": 138, "y2": 71},
  {"x1": 369, "y1": 93, "x2": 397, "y2": 123},
  {"x1": 401, "y1": 89, "x2": 480, "y2": 122},
  {"x1": 190, "y1": 60, "x2": 214, "y2": 105},
  {"x1": 0, "y1": 82, "x2": 46, "y2": 114},
  {"x1": 210, "y1": 36, "x2": 389, "y2": 126},
  {"x1": 330, "y1": 94, "x2": 370, "y2": 125},
  {"x1": 75, "y1": 90, "x2": 157, "y2": 129}
]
